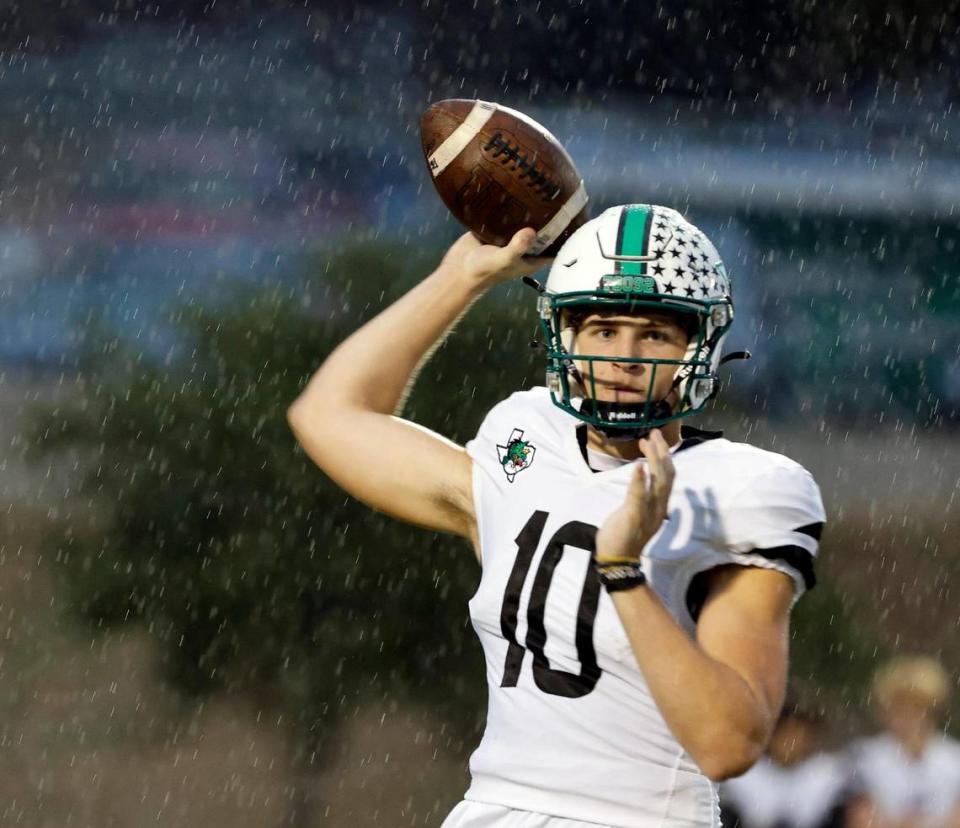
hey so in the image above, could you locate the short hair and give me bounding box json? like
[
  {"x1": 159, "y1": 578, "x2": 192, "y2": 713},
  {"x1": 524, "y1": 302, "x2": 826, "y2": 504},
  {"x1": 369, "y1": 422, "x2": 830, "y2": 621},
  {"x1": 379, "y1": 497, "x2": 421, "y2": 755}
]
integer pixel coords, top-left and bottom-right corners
[{"x1": 872, "y1": 655, "x2": 951, "y2": 711}]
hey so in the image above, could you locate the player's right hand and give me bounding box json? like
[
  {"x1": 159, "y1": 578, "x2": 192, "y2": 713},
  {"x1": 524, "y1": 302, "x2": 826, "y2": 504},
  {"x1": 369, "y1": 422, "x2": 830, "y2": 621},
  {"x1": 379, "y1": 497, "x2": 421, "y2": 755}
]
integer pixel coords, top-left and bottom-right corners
[
  {"x1": 438, "y1": 228, "x2": 553, "y2": 292},
  {"x1": 595, "y1": 430, "x2": 675, "y2": 563}
]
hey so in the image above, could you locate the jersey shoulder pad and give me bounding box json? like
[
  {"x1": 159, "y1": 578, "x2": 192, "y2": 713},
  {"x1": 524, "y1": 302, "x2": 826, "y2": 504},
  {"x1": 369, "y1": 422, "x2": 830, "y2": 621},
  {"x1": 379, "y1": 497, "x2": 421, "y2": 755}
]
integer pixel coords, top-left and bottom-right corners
[
  {"x1": 695, "y1": 440, "x2": 825, "y2": 596},
  {"x1": 472, "y1": 386, "x2": 554, "y2": 431},
  {"x1": 716, "y1": 441, "x2": 825, "y2": 546},
  {"x1": 465, "y1": 386, "x2": 572, "y2": 485},
  {"x1": 467, "y1": 387, "x2": 570, "y2": 455}
]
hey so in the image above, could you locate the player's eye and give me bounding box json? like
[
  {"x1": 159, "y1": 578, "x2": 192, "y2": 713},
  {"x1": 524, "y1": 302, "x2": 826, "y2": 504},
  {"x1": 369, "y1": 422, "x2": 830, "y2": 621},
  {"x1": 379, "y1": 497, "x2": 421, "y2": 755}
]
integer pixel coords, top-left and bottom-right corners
[
  {"x1": 596, "y1": 327, "x2": 617, "y2": 340},
  {"x1": 646, "y1": 327, "x2": 686, "y2": 344}
]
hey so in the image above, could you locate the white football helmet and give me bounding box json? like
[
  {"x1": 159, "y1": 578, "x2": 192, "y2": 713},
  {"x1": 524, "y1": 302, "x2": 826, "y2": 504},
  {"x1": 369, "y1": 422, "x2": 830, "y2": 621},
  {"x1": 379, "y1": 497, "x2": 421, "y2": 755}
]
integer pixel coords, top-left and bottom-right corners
[{"x1": 537, "y1": 204, "x2": 735, "y2": 437}]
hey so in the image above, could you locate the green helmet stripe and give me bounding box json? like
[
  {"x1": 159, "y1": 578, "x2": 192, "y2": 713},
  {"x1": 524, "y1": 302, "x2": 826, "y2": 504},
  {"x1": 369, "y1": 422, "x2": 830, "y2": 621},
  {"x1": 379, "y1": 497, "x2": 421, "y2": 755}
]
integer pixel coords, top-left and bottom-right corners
[{"x1": 616, "y1": 205, "x2": 652, "y2": 276}]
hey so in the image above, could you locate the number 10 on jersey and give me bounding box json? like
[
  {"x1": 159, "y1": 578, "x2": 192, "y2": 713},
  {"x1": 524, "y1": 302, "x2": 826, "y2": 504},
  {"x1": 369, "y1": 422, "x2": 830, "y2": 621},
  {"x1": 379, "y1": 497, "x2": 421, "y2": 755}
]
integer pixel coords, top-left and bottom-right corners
[{"x1": 499, "y1": 511, "x2": 602, "y2": 699}]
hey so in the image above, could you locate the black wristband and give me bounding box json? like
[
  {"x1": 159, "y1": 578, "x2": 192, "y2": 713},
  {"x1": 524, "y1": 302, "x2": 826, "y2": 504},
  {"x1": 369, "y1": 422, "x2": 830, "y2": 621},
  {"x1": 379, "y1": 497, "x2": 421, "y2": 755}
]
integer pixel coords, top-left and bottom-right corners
[{"x1": 594, "y1": 559, "x2": 647, "y2": 593}]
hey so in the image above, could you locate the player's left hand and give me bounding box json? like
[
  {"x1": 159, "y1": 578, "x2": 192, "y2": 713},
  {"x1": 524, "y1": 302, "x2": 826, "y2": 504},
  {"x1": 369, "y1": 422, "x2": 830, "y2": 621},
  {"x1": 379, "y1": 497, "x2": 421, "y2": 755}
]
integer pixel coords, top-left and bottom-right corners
[{"x1": 595, "y1": 430, "x2": 675, "y2": 563}]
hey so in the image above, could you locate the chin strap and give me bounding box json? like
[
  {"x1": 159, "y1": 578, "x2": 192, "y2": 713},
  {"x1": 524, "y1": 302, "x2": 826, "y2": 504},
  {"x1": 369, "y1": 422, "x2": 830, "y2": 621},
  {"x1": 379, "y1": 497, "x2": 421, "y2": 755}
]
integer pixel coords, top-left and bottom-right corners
[
  {"x1": 720, "y1": 349, "x2": 751, "y2": 365},
  {"x1": 579, "y1": 398, "x2": 675, "y2": 441},
  {"x1": 708, "y1": 350, "x2": 752, "y2": 399}
]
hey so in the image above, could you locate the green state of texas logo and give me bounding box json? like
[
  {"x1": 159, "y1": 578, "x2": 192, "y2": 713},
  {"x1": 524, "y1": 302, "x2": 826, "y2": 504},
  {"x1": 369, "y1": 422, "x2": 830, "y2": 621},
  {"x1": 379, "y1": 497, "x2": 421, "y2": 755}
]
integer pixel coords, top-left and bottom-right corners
[{"x1": 496, "y1": 428, "x2": 536, "y2": 483}]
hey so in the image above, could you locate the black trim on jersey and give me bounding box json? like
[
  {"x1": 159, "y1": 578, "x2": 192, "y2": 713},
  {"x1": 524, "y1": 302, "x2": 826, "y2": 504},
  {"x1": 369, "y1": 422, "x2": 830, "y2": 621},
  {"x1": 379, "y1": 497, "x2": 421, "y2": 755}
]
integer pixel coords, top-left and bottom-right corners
[
  {"x1": 795, "y1": 521, "x2": 825, "y2": 541},
  {"x1": 675, "y1": 424, "x2": 724, "y2": 453},
  {"x1": 685, "y1": 544, "x2": 817, "y2": 623},
  {"x1": 751, "y1": 544, "x2": 817, "y2": 589},
  {"x1": 576, "y1": 424, "x2": 592, "y2": 469},
  {"x1": 686, "y1": 570, "x2": 711, "y2": 623}
]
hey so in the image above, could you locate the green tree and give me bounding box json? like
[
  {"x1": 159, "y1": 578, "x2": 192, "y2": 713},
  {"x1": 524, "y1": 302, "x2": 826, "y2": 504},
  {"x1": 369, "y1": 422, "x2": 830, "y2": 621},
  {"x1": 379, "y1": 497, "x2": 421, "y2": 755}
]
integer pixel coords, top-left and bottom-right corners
[{"x1": 31, "y1": 239, "x2": 542, "y2": 758}]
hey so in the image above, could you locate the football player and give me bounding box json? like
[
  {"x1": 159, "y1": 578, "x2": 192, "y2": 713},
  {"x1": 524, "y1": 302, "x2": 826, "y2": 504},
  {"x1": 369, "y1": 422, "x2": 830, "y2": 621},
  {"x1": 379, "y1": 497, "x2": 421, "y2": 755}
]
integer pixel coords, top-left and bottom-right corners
[
  {"x1": 288, "y1": 204, "x2": 826, "y2": 827},
  {"x1": 847, "y1": 655, "x2": 960, "y2": 828},
  {"x1": 720, "y1": 702, "x2": 850, "y2": 828}
]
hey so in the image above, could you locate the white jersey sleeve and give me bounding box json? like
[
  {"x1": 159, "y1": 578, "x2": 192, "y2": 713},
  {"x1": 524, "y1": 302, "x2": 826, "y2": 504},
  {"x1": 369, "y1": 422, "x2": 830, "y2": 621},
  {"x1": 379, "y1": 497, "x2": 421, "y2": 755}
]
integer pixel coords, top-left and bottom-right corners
[
  {"x1": 662, "y1": 445, "x2": 825, "y2": 628},
  {"x1": 717, "y1": 460, "x2": 825, "y2": 595}
]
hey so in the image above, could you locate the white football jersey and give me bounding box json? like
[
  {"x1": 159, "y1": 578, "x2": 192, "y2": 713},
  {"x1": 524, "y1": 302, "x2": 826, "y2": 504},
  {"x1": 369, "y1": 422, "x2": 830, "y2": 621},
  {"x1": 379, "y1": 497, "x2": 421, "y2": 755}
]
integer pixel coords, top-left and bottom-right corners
[
  {"x1": 849, "y1": 733, "x2": 960, "y2": 820},
  {"x1": 462, "y1": 388, "x2": 825, "y2": 828},
  {"x1": 720, "y1": 753, "x2": 850, "y2": 828}
]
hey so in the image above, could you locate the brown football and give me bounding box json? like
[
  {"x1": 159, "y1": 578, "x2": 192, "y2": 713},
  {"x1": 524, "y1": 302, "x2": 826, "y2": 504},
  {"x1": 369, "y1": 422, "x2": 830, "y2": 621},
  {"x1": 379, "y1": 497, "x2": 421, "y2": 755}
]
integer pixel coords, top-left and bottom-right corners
[{"x1": 420, "y1": 99, "x2": 589, "y2": 257}]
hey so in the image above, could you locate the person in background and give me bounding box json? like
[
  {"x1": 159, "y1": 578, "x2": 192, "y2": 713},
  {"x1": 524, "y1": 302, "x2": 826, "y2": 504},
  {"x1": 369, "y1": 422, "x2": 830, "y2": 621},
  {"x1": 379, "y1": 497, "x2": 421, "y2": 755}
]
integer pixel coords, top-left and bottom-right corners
[
  {"x1": 846, "y1": 655, "x2": 960, "y2": 828},
  {"x1": 720, "y1": 701, "x2": 849, "y2": 828}
]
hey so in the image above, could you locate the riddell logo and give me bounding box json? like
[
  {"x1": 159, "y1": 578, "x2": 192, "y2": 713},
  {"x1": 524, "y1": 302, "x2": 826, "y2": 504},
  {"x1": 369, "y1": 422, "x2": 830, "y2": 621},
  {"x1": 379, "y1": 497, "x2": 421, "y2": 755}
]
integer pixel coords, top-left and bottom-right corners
[{"x1": 607, "y1": 411, "x2": 639, "y2": 420}]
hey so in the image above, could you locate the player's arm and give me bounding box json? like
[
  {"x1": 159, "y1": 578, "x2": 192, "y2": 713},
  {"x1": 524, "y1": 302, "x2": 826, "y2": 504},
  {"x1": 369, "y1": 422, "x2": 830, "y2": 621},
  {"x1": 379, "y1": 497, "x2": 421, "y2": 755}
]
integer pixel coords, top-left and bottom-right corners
[
  {"x1": 288, "y1": 228, "x2": 549, "y2": 538},
  {"x1": 609, "y1": 562, "x2": 792, "y2": 781},
  {"x1": 596, "y1": 431, "x2": 794, "y2": 781}
]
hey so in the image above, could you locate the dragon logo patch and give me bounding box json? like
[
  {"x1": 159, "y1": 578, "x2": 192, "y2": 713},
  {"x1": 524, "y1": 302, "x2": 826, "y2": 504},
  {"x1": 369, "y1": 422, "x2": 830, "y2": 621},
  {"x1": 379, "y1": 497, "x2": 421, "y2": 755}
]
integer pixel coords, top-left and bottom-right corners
[{"x1": 497, "y1": 428, "x2": 536, "y2": 483}]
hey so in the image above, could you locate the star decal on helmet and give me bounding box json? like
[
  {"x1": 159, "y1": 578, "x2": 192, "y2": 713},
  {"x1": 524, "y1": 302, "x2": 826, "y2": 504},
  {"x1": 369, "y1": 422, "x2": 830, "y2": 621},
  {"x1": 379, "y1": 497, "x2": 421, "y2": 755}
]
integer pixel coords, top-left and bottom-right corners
[
  {"x1": 496, "y1": 428, "x2": 537, "y2": 483},
  {"x1": 594, "y1": 210, "x2": 729, "y2": 302}
]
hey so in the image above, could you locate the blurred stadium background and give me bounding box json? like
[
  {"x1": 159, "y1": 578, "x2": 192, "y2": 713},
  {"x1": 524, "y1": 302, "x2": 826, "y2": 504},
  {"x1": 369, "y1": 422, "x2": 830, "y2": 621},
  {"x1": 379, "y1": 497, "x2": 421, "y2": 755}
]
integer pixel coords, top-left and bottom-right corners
[{"x1": 1, "y1": 1, "x2": 958, "y2": 825}]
